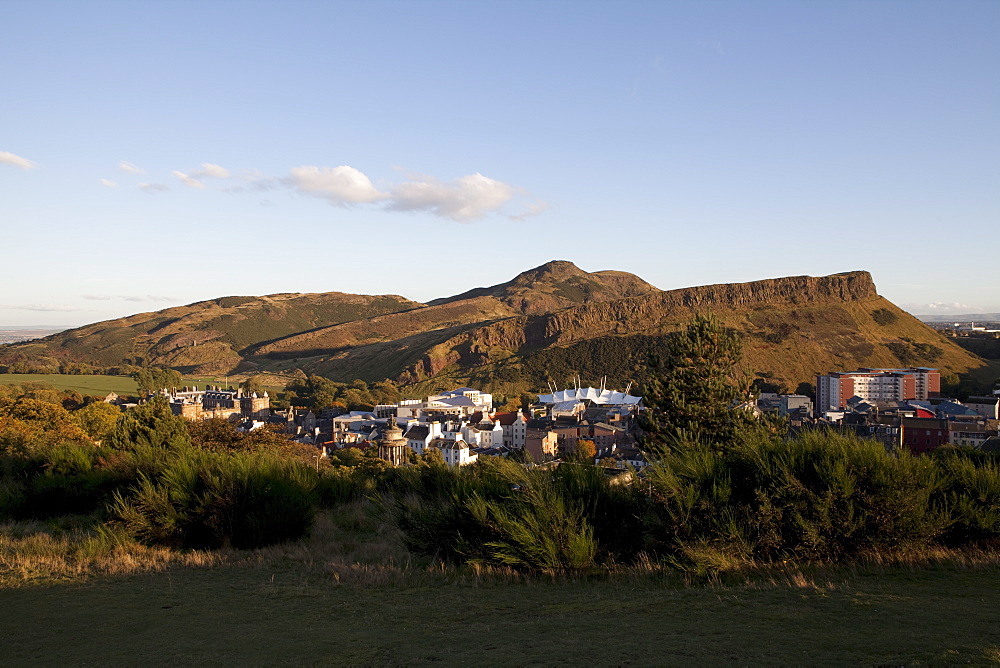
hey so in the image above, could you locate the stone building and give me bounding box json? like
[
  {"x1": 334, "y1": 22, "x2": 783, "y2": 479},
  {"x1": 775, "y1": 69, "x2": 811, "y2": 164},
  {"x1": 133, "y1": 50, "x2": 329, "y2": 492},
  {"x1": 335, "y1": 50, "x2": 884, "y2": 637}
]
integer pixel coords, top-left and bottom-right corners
[{"x1": 377, "y1": 417, "x2": 409, "y2": 466}]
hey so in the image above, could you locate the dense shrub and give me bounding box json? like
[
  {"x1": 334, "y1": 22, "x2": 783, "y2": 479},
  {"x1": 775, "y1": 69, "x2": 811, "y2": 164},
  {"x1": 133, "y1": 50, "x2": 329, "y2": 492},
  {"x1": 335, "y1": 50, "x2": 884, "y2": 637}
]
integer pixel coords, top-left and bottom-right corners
[
  {"x1": 646, "y1": 428, "x2": 945, "y2": 563},
  {"x1": 109, "y1": 448, "x2": 316, "y2": 550},
  {"x1": 871, "y1": 308, "x2": 898, "y2": 326},
  {"x1": 386, "y1": 457, "x2": 648, "y2": 573},
  {"x1": 106, "y1": 397, "x2": 189, "y2": 450},
  {"x1": 931, "y1": 450, "x2": 1000, "y2": 545}
]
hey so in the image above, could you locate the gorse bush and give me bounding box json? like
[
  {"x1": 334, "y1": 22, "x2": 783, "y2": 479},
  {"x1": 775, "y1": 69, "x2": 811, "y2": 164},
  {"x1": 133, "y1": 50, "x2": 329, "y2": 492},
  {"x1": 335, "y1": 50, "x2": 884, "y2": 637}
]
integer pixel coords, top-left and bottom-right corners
[
  {"x1": 386, "y1": 457, "x2": 647, "y2": 573},
  {"x1": 465, "y1": 463, "x2": 597, "y2": 575},
  {"x1": 109, "y1": 448, "x2": 316, "y2": 550},
  {"x1": 931, "y1": 450, "x2": 1000, "y2": 546},
  {"x1": 647, "y1": 428, "x2": 946, "y2": 564},
  {"x1": 0, "y1": 443, "x2": 154, "y2": 521}
]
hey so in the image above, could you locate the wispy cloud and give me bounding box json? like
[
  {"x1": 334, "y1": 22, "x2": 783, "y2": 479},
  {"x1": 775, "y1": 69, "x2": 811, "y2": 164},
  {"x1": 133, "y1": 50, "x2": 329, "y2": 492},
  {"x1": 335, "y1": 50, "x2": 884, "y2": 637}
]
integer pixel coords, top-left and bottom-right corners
[
  {"x1": 119, "y1": 160, "x2": 145, "y2": 175},
  {"x1": 83, "y1": 294, "x2": 176, "y2": 302},
  {"x1": 192, "y1": 163, "x2": 229, "y2": 179},
  {"x1": 172, "y1": 170, "x2": 205, "y2": 189},
  {"x1": 99, "y1": 178, "x2": 119, "y2": 188},
  {"x1": 0, "y1": 151, "x2": 38, "y2": 170},
  {"x1": 904, "y1": 301, "x2": 984, "y2": 314},
  {"x1": 0, "y1": 303, "x2": 82, "y2": 312},
  {"x1": 173, "y1": 162, "x2": 231, "y2": 189},
  {"x1": 108, "y1": 157, "x2": 545, "y2": 222}
]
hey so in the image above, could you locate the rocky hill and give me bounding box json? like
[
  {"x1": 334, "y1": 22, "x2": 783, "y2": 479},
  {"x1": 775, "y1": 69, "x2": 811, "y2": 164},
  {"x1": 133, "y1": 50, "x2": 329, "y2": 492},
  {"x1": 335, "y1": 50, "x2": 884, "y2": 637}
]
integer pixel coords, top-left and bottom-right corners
[{"x1": 0, "y1": 262, "x2": 984, "y2": 394}]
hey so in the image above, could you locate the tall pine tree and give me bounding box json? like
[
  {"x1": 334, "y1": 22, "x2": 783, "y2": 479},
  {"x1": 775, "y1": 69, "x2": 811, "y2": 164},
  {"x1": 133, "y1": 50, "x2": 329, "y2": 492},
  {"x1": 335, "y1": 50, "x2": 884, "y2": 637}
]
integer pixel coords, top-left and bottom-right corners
[{"x1": 641, "y1": 314, "x2": 755, "y2": 451}]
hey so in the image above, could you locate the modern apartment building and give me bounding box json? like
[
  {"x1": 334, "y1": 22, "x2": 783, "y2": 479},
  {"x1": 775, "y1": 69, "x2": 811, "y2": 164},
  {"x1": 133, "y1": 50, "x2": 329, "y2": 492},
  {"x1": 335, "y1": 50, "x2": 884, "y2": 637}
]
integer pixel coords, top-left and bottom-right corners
[{"x1": 816, "y1": 367, "x2": 940, "y2": 413}]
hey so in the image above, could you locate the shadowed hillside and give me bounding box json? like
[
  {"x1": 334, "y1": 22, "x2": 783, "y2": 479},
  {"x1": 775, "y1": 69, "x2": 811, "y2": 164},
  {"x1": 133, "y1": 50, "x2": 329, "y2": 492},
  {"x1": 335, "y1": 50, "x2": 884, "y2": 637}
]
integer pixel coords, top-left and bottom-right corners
[{"x1": 0, "y1": 263, "x2": 984, "y2": 392}]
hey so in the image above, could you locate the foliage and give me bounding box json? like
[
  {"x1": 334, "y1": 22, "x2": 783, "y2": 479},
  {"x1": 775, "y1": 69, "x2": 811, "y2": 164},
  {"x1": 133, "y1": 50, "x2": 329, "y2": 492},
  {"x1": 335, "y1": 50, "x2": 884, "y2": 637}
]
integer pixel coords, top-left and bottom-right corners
[
  {"x1": 73, "y1": 401, "x2": 123, "y2": 442},
  {"x1": 282, "y1": 375, "x2": 404, "y2": 412},
  {"x1": 871, "y1": 308, "x2": 899, "y2": 326},
  {"x1": 386, "y1": 457, "x2": 648, "y2": 572},
  {"x1": 570, "y1": 439, "x2": 596, "y2": 462},
  {"x1": 645, "y1": 427, "x2": 946, "y2": 565},
  {"x1": 0, "y1": 397, "x2": 91, "y2": 453},
  {"x1": 108, "y1": 448, "x2": 316, "y2": 549},
  {"x1": 105, "y1": 396, "x2": 190, "y2": 450},
  {"x1": 640, "y1": 314, "x2": 756, "y2": 450},
  {"x1": 131, "y1": 367, "x2": 183, "y2": 394},
  {"x1": 885, "y1": 340, "x2": 944, "y2": 366},
  {"x1": 930, "y1": 448, "x2": 1000, "y2": 546}
]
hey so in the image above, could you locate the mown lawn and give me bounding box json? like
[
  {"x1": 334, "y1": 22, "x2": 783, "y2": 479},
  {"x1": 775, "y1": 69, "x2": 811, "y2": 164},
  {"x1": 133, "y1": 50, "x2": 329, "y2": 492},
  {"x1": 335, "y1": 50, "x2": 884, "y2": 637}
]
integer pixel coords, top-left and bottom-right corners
[
  {"x1": 0, "y1": 374, "x2": 284, "y2": 397},
  {"x1": 0, "y1": 374, "x2": 138, "y2": 396},
  {"x1": 3, "y1": 562, "x2": 998, "y2": 664}
]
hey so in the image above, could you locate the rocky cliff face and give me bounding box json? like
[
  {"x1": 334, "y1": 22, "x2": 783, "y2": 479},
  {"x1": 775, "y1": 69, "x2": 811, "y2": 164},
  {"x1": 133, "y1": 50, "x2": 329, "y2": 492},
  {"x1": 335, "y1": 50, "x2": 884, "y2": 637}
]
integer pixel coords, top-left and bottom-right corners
[
  {"x1": 395, "y1": 271, "x2": 883, "y2": 383},
  {"x1": 2, "y1": 264, "x2": 979, "y2": 393}
]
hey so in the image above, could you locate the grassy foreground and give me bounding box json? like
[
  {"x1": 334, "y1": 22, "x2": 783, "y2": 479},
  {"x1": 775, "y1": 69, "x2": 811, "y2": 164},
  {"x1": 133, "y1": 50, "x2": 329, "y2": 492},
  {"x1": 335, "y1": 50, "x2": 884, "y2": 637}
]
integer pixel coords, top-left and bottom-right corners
[{"x1": 3, "y1": 510, "x2": 999, "y2": 665}]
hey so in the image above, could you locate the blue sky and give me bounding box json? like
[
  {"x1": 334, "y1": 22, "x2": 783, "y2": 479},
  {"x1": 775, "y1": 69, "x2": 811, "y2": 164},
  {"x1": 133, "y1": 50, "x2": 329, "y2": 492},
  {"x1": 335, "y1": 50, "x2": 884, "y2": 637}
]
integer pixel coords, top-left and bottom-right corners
[{"x1": 2, "y1": 0, "x2": 997, "y2": 326}]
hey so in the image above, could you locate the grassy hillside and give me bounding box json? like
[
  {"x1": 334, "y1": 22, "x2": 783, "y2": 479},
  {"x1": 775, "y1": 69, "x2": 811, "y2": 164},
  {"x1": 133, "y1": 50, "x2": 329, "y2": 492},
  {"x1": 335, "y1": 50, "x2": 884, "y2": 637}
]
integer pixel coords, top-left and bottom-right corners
[
  {"x1": 0, "y1": 292, "x2": 422, "y2": 375},
  {"x1": 390, "y1": 278, "x2": 983, "y2": 395},
  {"x1": 0, "y1": 263, "x2": 984, "y2": 394}
]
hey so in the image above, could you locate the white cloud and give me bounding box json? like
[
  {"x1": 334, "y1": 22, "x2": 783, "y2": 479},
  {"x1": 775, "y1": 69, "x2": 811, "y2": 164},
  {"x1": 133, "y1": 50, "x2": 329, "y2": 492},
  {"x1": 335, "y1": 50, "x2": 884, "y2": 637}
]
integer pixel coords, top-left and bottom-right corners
[
  {"x1": 193, "y1": 163, "x2": 230, "y2": 179},
  {"x1": 0, "y1": 151, "x2": 38, "y2": 170},
  {"x1": 119, "y1": 160, "x2": 145, "y2": 175},
  {"x1": 172, "y1": 170, "x2": 205, "y2": 189},
  {"x1": 509, "y1": 200, "x2": 550, "y2": 222},
  {"x1": 288, "y1": 165, "x2": 387, "y2": 205},
  {"x1": 100, "y1": 178, "x2": 119, "y2": 188},
  {"x1": 388, "y1": 172, "x2": 516, "y2": 222},
  {"x1": 172, "y1": 162, "x2": 231, "y2": 189},
  {"x1": 112, "y1": 157, "x2": 544, "y2": 222},
  {"x1": 904, "y1": 301, "x2": 984, "y2": 314}
]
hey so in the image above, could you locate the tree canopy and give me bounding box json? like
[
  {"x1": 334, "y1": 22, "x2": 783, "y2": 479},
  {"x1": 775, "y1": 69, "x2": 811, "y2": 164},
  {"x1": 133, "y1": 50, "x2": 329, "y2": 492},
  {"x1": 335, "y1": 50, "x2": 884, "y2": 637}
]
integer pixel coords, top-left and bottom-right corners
[{"x1": 641, "y1": 314, "x2": 756, "y2": 450}]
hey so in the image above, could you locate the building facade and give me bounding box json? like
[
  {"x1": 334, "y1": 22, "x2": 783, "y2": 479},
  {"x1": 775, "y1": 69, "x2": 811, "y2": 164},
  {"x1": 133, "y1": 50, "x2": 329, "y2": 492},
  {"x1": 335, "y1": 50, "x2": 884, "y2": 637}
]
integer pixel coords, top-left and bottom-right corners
[{"x1": 816, "y1": 368, "x2": 940, "y2": 413}]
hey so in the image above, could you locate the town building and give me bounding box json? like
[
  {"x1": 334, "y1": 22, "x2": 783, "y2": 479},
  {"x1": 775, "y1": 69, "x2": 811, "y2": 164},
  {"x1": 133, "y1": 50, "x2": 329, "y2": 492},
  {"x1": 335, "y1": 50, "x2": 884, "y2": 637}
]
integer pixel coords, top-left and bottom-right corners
[
  {"x1": 816, "y1": 368, "x2": 940, "y2": 413},
  {"x1": 966, "y1": 396, "x2": 1000, "y2": 420},
  {"x1": 377, "y1": 417, "x2": 409, "y2": 466},
  {"x1": 155, "y1": 386, "x2": 270, "y2": 420}
]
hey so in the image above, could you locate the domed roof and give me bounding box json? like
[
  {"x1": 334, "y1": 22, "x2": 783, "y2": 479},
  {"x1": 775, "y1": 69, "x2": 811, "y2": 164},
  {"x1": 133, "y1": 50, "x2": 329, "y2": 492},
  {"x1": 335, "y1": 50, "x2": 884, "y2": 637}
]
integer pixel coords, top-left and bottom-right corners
[{"x1": 379, "y1": 417, "x2": 406, "y2": 445}]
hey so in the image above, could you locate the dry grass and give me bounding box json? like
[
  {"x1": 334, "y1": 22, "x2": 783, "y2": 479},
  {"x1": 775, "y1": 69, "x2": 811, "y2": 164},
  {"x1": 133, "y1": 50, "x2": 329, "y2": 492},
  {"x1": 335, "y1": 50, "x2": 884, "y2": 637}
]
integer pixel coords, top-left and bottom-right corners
[
  {"x1": 5, "y1": 504, "x2": 1000, "y2": 593},
  {"x1": 0, "y1": 521, "x2": 227, "y2": 586},
  {"x1": 3, "y1": 507, "x2": 999, "y2": 664}
]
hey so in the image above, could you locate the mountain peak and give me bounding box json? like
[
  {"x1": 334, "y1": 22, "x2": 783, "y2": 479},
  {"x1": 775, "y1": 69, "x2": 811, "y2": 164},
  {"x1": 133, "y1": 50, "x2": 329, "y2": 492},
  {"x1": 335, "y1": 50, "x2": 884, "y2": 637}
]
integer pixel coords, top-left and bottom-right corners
[{"x1": 511, "y1": 260, "x2": 584, "y2": 285}]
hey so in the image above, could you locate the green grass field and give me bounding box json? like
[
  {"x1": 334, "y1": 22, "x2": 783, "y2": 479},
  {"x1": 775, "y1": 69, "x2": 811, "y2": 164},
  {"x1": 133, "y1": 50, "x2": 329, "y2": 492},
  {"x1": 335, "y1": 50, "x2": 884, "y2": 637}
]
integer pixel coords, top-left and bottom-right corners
[
  {"x1": 3, "y1": 560, "x2": 998, "y2": 664},
  {"x1": 3, "y1": 505, "x2": 998, "y2": 665},
  {"x1": 0, "y1": 373, "x2": 138, "y2": 396},
  {"x1": 0, "y1": 374, "x2": 286, "y2": 397}
]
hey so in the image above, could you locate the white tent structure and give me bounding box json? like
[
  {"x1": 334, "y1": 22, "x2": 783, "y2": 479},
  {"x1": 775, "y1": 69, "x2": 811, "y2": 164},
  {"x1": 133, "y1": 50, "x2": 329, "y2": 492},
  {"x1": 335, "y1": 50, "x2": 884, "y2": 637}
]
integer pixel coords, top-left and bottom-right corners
[{"x1": 537, "y1": 386, "x2": 642, "y2": 406}]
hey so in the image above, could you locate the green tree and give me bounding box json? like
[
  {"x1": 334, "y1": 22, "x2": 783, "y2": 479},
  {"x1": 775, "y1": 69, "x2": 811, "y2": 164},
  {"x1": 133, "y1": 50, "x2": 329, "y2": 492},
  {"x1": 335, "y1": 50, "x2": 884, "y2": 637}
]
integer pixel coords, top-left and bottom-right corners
[
  {"x1": 73, "y1": 401, "x2": 122, "y2": 443},
  {"x1": 106, "y1": 395, "x2": 190, "y2": 450},
  {"x1": 132, "y1": 367, "x2": 183, "y2": 394},
  {"x1": 240, "y1": 376, "x2": 266, "y2": 396},
  {"x1": 641, "y1": 314, "x2": 755, "y2": 451}
]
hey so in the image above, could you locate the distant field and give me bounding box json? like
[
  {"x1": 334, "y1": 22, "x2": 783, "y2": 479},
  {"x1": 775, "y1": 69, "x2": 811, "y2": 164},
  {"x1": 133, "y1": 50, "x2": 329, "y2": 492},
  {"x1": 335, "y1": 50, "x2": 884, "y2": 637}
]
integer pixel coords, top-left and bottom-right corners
[
  {"x1": 2, "y1": 561, "x2": 997, "y2": 664},
  {"x1": 0, "y1": 374, "x2": 138, "y2": 396},
  {"x1": 0, "y1": 373, "x2": 286, "y2": 397}
]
